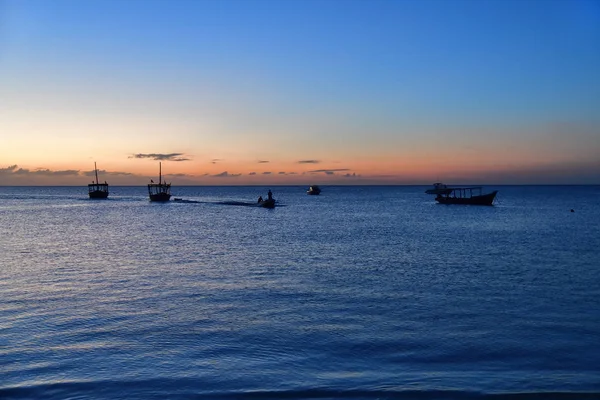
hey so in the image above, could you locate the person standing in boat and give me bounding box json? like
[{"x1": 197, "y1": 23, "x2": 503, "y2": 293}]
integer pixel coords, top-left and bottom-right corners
[{"x1": 267, "y1": 189, "x2": 273, "y2": 200}]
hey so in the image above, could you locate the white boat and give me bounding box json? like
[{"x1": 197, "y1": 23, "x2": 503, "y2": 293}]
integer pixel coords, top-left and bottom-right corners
[{"x1": 425, "y1": 182, "x2": 452, "y2": 195}]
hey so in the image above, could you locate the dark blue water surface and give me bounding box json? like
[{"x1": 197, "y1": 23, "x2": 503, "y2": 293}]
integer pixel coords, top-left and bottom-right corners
[{"x1": 1, "y1": 185, "x2": 599, "y2": 400}]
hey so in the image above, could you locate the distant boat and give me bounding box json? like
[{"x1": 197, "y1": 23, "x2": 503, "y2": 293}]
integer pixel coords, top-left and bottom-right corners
[
  {"x1": 148, "y1": 162, "x2": 171, "y2": 202},
  {"x1": 307, "y1": 185, "x2": 321, "y2": 195},
  {"x1": 425, "y1": 182, "x2": 452, "y2": 195},
  {"x1": 258, "y1": 198, "x2": 276, "y2": 208},
  {"x1": 88, "y1": 162, "x2": 109, "y2": 199},
  {"x1": 257, "y1": 189, "x2": 276, "y2": 208},
  {"x1": 433, "y1": 186, "x2": 498, "y2": 206}
]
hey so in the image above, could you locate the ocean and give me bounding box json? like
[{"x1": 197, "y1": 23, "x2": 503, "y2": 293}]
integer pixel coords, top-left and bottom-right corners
[{"x1": 1, "y1": 185, "x2": 599, "y2": 400}]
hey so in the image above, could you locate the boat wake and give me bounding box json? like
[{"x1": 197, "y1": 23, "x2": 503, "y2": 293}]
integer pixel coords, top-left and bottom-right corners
[
  {"x1": 173, "y1": 198, "x2": 203, "y2": 204},
  {"x1": 173, "y1": 198, "x2": 279, "y2": 207},
  {"x1": 218, "y1": 200, "x2": 274, "y2": 207},
  {"x1": 215, "y1": 200, "x2": 252, "y2": 206}
]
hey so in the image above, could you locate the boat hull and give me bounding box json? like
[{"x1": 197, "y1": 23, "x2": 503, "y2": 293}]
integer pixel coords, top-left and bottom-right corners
[
  {"x1": 149, "y1": 193, "x2": 171, "y2": 202},
  {"x1": 258, "y1": 199, "x2": 275, "y2": 208},
  {"x1": 436, "y1": 190, "x2": 498, "y2": 206},
  {"x1": 89, "y1": 190, "x2": 109, "y2": 199}
]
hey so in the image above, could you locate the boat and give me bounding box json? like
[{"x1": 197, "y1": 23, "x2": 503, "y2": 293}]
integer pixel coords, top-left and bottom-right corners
[
  {"x1": 425, "y1": 182, "x2": 452, "y2": 195},
  {"x1": 257, "y1": 189, "x2": 275, "y2": 208},
  {"x1": 148, "y1": 162, "x2": 171, "y2": 202},
  {"x1": 307, "y1": 185, "x2": 321, "y2": 195},
  {"x1": 258, "y1": 198, "x2": 276, "y2": 208},
  {"x1": 88, "y1": 162, "x2": 109, "y2": 199},
  {"x1": 434, "y1": 186, "x2": 498, "y2": 206}
]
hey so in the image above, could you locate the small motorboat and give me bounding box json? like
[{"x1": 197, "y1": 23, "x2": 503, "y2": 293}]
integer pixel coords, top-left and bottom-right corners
[
  {"x1": 307, "y1": 185, "x2": 321, "y2": 195},
  {"x1": 257, "y1": 189, "x2": 275, "y2": 208},
  {"x1": 258, "y1": 198, "x2": 276, "y2": 208}
]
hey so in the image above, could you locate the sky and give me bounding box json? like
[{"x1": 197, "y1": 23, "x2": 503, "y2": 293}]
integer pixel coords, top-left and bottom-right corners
[{"x1": 1, "y1": 0, "x2": 599, "y2": 185}]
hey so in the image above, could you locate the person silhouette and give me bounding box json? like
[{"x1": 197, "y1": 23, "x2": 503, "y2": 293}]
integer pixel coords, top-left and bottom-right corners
[
  {"x1": 258, "y1": 196, "x2": 263, "y2": 203},
  {"x1": 267, "y1": 189, "x2": 273, "y2": 200}
]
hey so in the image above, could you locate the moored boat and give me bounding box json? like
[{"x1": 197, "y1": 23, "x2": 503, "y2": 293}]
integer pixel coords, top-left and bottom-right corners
[
  {"x1": 148, "y1": 162, "x2": 171, "y2": 202},
  {"x1": 88, "y1": 162, "x2": 109, "y2": 199},
  {"x1": 434, "y1": 186, "x2": 498, "y2": 206},
  {"x1": 307, "y1": 185, "x2": 321, "y2": 195},
  {"x1": 425, "y1": 182, "x2": 452, "y2": 195}
]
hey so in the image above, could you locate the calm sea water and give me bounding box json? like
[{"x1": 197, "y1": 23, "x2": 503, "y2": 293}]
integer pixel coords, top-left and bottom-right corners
[{"x1": 1, "y1": 185, "x2": 599, "y2": 400}]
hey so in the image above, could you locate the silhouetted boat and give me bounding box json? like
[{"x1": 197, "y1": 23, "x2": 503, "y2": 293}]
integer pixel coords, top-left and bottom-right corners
[
  {"x1": 434, "y1": 186, "x2": 498, "y2": 206},
  {"x1": 425, "y1": 182, "x2": 452, "y2": 195},
  {"x1": 88, "y1": 162, "x2": 109, "y2": 199},
  {"x1": 307, "y1": 185, "x2": 321, "y2": 195},
  {"x1": 258, "y1": 198, "x2": 276, "y2": 208},
  {"x1": 148, "y1": 162, "x2": 171, "y2": 202},
  {"x1": 257, "y1": 189, "x2": 275, "y2": 208}
]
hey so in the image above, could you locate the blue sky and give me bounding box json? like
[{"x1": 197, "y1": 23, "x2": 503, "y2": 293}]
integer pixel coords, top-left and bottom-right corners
[{"x1": 1, "y1": 0, "x2": 599, "y2": 185}]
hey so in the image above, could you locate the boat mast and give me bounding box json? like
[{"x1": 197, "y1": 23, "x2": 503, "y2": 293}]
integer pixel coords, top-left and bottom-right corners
[
  {"x1": 159, "y1": 162, "x2": 162, "y2": 185},
  {"x1": 94, "y1": 162, "x2": 99, "y2": 185}
]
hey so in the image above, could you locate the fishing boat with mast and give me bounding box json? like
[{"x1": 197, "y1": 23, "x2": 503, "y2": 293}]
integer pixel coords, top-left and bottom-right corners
[
  {"x1": 88, "y1": 162, "x2": 109, "y2": 199},
  {"x1": 148, "y1": 162, "x2": 171, "y2": 202}
]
